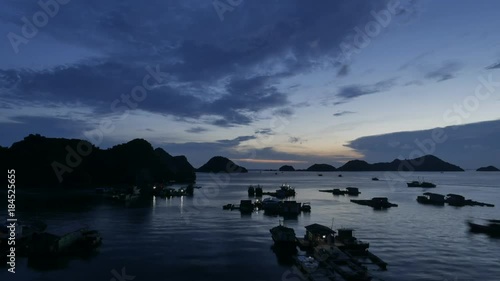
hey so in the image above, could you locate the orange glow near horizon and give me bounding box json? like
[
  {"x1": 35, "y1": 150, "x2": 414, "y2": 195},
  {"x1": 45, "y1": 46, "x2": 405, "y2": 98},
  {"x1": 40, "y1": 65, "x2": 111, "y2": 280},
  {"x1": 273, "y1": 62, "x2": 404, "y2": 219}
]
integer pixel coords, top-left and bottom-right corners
[{"x1": 233, "y1": 158, "x2": 309, "y2": 164}]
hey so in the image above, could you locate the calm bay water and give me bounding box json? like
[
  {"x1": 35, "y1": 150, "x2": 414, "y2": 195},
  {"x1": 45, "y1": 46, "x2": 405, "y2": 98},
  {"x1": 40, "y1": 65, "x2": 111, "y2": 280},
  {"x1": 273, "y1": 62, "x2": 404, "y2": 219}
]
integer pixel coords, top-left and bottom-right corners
[{"x1": 2, "y1": 171, "x2": 500, "y2": 281}]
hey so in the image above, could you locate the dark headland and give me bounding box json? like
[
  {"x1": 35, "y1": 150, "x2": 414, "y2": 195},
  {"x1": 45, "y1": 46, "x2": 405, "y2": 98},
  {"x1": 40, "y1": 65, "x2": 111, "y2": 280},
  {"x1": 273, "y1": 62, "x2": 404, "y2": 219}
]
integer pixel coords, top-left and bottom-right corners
[
  {"x1": 197, "y1": 156, "x2": 248, "y2": 173},
  {"x1": 273, "y1": 155, "x2": 464, "y2": 172},
  {"x1": 306, "y1": 164, "x2": 337, "y2": 171},
  {"x1": 0, "y1": 134, "x2": 196, "y2": 187},
  {"x1": 337, "y1": 155, "x2": 464, "y2": 171},
  {"x1": 279, "y1": 165, "x2": 295, "y2": 171},
  {"x1": 477, "y1": 166, "x2": 500, "y2": 172}
]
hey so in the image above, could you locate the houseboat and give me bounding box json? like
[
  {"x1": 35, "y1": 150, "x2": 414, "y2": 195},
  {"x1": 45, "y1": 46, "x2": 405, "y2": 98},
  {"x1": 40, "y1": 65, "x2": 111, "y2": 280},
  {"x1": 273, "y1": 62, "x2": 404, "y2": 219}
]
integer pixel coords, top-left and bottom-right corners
[
  {"x1": 262, "y1": 197, "x2": 281, "y2": 213},
  {"x1": 239, "y1": 200, "x2": 254, "y2": 214},
  {"x1": 280, "y1": 201, "x2": 302, "y2": 216},
  {"x1": 303, "y1": 223, "x2": 336, "y2": 247},
  {"x1": 345, "y1": 187, "x2": 361, "y2": 196},
  {"x1": 335, "y1": 228, "x2": 369, "y2": 252},
  {"x1": 417, "y1": 192, "x2": 445, "y2": 205}
]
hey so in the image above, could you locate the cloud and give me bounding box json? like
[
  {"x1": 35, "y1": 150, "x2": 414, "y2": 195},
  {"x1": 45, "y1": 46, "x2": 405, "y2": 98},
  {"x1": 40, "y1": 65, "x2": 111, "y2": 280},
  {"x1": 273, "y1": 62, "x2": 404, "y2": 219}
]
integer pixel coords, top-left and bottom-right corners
[
  {"x1": 272, "y1": 107, "x2": 294, "y2": 117},
  {"x1": 0, "y1": 65, "x2": 289, "y2": 127},
  {"x1": 161, "y1": 136, "x2": 316, "y2": 168},
  {"x1": 332, "y1": 78, "x2": 395, "y2": 104},
  {"x1": 345, "y1": 119, "x2": 500, "y2": 169},
  {"x1": 233, "y1": 158, "x2": 308, "y2": 164},
  {"x1": 404, "y1": 80, "x2": 423, "y2": 86},
  {"x1": 424, "y1": 61, "x2": 462, "y2": 82},
  {"x1": 255, "y1": 128, "x2": 274, "y2": 135},
  {"x1": 485, "y1": 61, "x2": 500, "y2": 70},
  {"x1": 333, "y1": 111, "x2": 356, "y2": 117},
  {"x1": 336, "y1": 65, "x2": 350, "y2": 77},
  {"x1": 0, "y1": 0, "x2": 392, "y2": 128},
  {"x1": 185, "y1": 127, "x2": 208, "y2": 134},
  {"x1": 217, "y1": 135, "x2": 256, "y2": 146},
  {"x1": 288, "y1": 137, "x2": 306, "y2": 144}
]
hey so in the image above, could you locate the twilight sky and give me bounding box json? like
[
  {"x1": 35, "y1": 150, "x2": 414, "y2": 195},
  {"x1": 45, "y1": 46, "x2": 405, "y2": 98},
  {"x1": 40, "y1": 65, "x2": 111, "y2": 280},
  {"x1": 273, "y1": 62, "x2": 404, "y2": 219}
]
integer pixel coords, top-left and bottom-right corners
[{"x1": 1, "y1": 0, "x2": 499, "y2": 169}]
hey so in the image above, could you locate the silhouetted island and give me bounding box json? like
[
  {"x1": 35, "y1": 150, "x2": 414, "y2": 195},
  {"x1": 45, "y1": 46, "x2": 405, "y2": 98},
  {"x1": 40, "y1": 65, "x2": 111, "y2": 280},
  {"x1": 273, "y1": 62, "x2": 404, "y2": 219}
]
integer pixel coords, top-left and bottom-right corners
[
  {"x1": 477, "y1": 166, "x2": 500, "y2": 172},
  {"x1": 306, "y1": 164, "x2": 337, "y2": 171},
  {"x1": 337, "y1": 155, "x2": 464, "y2": 172},
  {"x1": 0, "y1": 134, "x2": 196, "y2": 187},
  {"x1": 279, "y1": 165, "x2": 295, "y2": 171},
  {"x1": 197, "y1": 156, "x2": 248, "y2": 173}
]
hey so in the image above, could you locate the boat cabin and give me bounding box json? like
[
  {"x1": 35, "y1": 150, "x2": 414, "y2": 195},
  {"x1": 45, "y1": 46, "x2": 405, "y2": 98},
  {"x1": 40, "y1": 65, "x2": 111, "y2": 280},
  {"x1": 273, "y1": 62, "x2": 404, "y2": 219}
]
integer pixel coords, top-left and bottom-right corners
[
  {"x1": 337, "y1": 228, "x2": 354, "y2": 240},
  {"x1": 304, "y1": 224, "x2": 336, "y2": 245},
  {"x1": 423, "y1": 192, "x2": 445, "y2": 201}
]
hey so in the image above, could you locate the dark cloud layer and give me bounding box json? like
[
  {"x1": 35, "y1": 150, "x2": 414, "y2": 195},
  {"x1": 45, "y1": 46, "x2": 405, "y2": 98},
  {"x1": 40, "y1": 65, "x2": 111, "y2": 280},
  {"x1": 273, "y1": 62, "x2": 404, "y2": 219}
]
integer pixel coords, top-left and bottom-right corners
[
  {"x1": 345, "y1": 119, "x2": 500, "y2": 169},
  {"x1": 333, "y1": 111, "x2": 356, "y2": 117},
  {"x1": 333, "y1": 78, "x2": 395, "y2": 105},
  {"x1": 424, "y1": 61, "x2": 462, "y2": 82},
  {"x1": 0, "y1": 0, "x2": 391, "y2": 129},
  {"x1": 485, "y1": 61, "x2": 500, "y2": 70}
]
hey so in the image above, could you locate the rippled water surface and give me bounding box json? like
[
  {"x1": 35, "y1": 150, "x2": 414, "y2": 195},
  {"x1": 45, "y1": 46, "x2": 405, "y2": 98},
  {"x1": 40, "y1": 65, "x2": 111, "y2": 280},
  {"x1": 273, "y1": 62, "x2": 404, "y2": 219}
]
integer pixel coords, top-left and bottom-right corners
[{"x1": 2, "y1": 171, "x2": 500, "y2": 281}]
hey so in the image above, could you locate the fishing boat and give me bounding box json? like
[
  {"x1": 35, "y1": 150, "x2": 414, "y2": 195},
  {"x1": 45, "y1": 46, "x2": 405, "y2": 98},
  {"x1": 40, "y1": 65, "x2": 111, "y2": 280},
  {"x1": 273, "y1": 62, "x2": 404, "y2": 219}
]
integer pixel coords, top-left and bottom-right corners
[
  {"x1": 467, "y1": 219, "x2": 500, "y2": 237},
  {"x1": 351, "y1": 197, "x2": 398, "y2": 209},
  {"x1": 319, "y1": 188, "x2": 344, "y2": 195},
  {"x1": 407, "y1": 181, "x2": 436, "y2": 188},
  {"x1": 222, "y1": 204, "x2": 233, "y2": 210},
  {"x1": 28, "y1": 226, "x2": 102, "y2": 258},
  {"x1": 278, "y1": 184, "x2": 296, "y2": 197},
  {"x1": 269, "y1": 222, "x2": 297, "y2": 248},
  {"x1": 372, "y1": 177, "x2": 379, "y2": 181},
  {"x1": 301, "y1": 202, "x2": 312, "y2": 212}
]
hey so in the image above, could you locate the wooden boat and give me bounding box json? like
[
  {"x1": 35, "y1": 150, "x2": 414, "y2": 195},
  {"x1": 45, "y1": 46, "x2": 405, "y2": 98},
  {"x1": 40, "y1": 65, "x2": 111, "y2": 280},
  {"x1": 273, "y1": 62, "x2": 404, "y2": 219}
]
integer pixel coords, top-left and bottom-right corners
[
  {"x1": 351, "y1": 197, "x2": 398, "y2": 209},
  {"x1": 270, "y1": 223, "x2": 297, "y2": 248},
  {"x1": 467, "y1": 220, "x2": 500, "y2": 237},
  {"x1": 319, "y1": 188, "x2": 344, "y2": 195},
  {"x1": 407, "y1": 181, "x2": 436, "y2": 188},
  {"x1": 301, "y1": 202, "x2": 312, "y2": 212}
]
